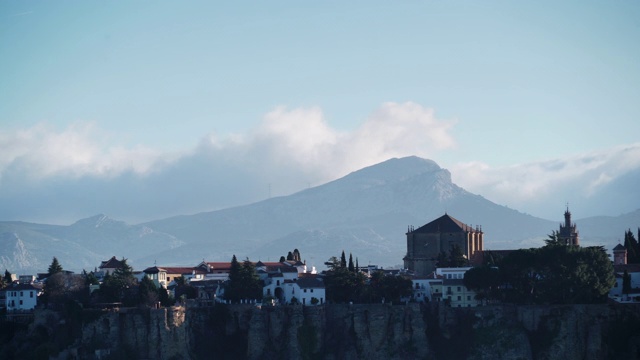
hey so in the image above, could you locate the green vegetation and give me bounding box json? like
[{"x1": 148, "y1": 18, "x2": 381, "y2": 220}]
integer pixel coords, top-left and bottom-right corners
[
  {"x1": 624, "y1": 228, "x2": 640, "y2": 264},
  {"x1": 224, "y1": 255, "x2": 262, "y2": 303},
  {"x1": 464, "y1": 243, "x2": 615, "y2": 305},
  {"x1": 324, "y1": 251, "x2": 413, "y2": 304}
]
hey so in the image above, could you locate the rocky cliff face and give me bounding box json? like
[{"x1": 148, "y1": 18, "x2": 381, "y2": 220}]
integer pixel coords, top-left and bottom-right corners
[{"x1": 19, "y1": 303, "x2": 640, "y2": 359}]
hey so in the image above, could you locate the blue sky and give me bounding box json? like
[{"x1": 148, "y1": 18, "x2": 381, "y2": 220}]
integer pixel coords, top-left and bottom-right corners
[{"x1": 1, "y1": 1, "x2": 640, "y2": 223}]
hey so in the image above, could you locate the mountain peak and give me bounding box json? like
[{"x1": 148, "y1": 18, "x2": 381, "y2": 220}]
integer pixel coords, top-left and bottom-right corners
[
  {"x1": 342, "y1": 156, "x2": 442, "y2": 183},
  {"x1": 71, "y1": 214, "x2": 125, "y2": 228}
]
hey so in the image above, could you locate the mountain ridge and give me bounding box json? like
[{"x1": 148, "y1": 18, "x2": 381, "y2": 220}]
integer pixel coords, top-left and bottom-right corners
[{"x1": 1, "y1": 156, "x2": 638, "y2": 274}]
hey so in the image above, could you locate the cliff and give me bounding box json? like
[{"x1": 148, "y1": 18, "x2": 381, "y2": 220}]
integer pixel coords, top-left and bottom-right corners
[{"x1": 3, "y1": 303, "x2": 640, "y2": 359}]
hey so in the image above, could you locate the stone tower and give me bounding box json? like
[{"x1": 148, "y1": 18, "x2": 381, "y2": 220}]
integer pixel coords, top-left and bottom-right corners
[
  {"x1": 558, "y1": 207, "x2": 580, "y2": 246},
  {"x1": 613, "y1": 244, "x2": 627, "y2": 265}
]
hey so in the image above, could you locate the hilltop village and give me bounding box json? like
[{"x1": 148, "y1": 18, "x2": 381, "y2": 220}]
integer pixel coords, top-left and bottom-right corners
[{"x1": 2, "y1": 208, "x2": 639, "y2": 314}]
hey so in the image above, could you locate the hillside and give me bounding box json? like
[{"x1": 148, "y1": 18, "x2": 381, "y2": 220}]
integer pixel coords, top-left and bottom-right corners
[{"x1": 1, "y1": 156, "x2": 638, "y2": 274}]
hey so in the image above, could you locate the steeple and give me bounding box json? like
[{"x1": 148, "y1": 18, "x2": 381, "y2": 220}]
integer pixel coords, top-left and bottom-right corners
[{"x1": 558, "y1": 206, "x2": 580, "y2": 246}]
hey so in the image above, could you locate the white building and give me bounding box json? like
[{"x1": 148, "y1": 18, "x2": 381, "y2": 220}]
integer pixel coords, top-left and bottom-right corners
[{"x1": 5, "y1": 283, "x2": 40, "y2": 311}]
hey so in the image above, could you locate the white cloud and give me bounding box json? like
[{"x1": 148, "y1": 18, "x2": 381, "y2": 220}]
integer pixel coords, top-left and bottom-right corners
[
  {"x1": 198, "y1": 101, "x2": 457, "y2": 184},
  {"x1": 0, "y1": 122, "x2": 170, "y2": 182},
  {"x1": 451, "y1": 143, "x2": 640, "y2": 218}
]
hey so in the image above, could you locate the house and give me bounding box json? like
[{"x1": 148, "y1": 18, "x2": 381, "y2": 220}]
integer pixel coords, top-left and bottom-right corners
[
  {"x1": 98, "y1": 256, "x2": 127, "y2": 276},
  {"x1": 410, "y1": 274, "x2": 442, "y2": 303},
  {"x1": 404, "y1": 214, "x2": 484, "y2": 276},
  {"x1": 436, "y1": 267, "x2": 478, "y2": 307},
  {"x1": 143, "y1": 266, "x2": 207, "y2": 288},
  {"x1": 609, "y1": 244, "x2": 640, "y2": 302},
  {"x1": 4, "y1": 282, "x2": 41, "y2": 311},
  {"x1": 296, "y1": 275, "x2": 325, "y2": 305}
]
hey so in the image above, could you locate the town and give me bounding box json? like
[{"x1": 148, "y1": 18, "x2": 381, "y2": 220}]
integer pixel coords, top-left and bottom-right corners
[{"x1": 2, "y1": 208, "x2": 639, "y2": 315}]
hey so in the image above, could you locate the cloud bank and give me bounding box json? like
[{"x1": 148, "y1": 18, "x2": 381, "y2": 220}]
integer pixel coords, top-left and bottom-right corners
[
  {"x1": 0, "y1": 102, "x2": 457, "y2": 223},
  {"x1": 1, "y1": 102, "x2": 638, "y2": 224},
  {"x1": 452, "y1": 144, "x2": 640, "y2": 219}
]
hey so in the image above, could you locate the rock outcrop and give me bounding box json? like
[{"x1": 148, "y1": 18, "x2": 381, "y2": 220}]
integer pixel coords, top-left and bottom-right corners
[{"x1": 6, "y1": 302, "x2": 640, "y2": 359}]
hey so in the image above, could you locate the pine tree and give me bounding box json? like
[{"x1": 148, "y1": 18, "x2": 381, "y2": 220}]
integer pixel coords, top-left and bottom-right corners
[
  {"x1": 48, "y1": 257, "x2": 63, "y2": 276},
  {"x1": 340, "y1": 251, "x2": 347, "y2": 268}
]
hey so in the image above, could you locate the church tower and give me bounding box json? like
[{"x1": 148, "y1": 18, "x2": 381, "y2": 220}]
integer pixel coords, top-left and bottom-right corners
[
  {"x1": 558, "y1": 207, "x2": 580, "y2": 246},
  {"x1": 403, "y1": 214, "x2": 483, "y2": 276}
]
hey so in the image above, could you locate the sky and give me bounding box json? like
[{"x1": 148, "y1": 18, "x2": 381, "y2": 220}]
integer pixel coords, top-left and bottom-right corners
[{"x1": 1, "y1": 1, "x2": 639, "y2": 224}]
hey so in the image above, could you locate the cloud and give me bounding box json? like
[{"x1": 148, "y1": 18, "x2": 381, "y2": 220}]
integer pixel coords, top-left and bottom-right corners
[
  {"x1": 199, "y1": 101, "x2": 457, "y2": 184},
  {"x1": 0, "y1": 122, "x2": 173, "y2": 182},
  {"x1": 451, "y1": 144, "x2": 640, "y2": 218},
  {"x1": 0, "y1": 102, "x2": 457, "y2": 223},
  {"x1": 3, "y1": 102, "x2": 636, "y2": 224}
]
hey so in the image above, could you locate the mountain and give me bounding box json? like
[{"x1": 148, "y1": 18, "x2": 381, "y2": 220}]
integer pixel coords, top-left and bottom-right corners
[{"x1": 1, "y1": 156, "x2": 638, "y2": 274}]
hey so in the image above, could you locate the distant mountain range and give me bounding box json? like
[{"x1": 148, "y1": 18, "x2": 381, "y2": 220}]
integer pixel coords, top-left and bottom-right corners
[{"x1": 1, "y1": 156, "x2": 638, "y2": 275}]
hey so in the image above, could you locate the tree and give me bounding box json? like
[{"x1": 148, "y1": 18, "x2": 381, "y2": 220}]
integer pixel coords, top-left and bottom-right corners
[
  {"x1": 83, "y1": 270, "x2": 99, "y2": 286},
  {"x1": 48, "y1": 257, "x2": 63, "y2": 276},
  {"x1": 622, "y1": 269, "x2": 632, "y2": 299},
  {"x1": 239, "y1": 259, "x2": 263, "y2": 300},
  {"x1": 225, "y1": 256, "x2": 262, "y2": 303},
  {"x1": 463, "y1": 266, "x2": 501, "y2": 304},
  {"x1": 624, "y1": 229, "x2": 640, "y2": 264},
  {"x1": 293, "y1": 249, "x2": 301, "y2": 262},
  {"x1": 498, "y1": 245, "x2": 615, "y2": 304},
  {"x1": 5, "y1": 269, "x2": 12, "y2": 284},
  {"x1": 435, "y1": 251, "x2": 449, "y2": 268},
  {"x1": 448, "y1": 244, "x2": 468, "y2": 267},
  {"x1": 287, "y1": 251, "x2": 294, "y2": 261},
  {"x1": 544, "y1": 231, "x2": 561, "y2": 246},
  {"x1": 43, "y1": 272, "x2": 86, "y2": 309},
  {"x1": 348, "y1": 253, "x2": 355, "y2": 272},
  {"x1": 139, "y1": 275, "x2": 159, "y2": 307},
  {"x1": 324, "y1": 266, "x2": 367, "y2": 303},
  {"x1": 279, "y1": 256, "x2": 286, "y2": 263},
  {"x1": 340, "y1": 251, "x2": 347, "y2": 268},
  {"x1": 324, "y1": 256, "x2": 340, "y2": 270},
  {"x1": 97, "y1": 258, "x2": 137, "y2": 303}
]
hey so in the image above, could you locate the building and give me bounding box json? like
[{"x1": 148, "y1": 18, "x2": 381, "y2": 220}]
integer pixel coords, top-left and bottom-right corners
[
  {"x1": 436, "y1": 267, "x2": 478, "y2": 307},
  {"x1": 143, "y1": 266, "x2": 207, "y2": 288},
  {"x1": 609, "y1": 244, "x2": 640, "y2": 302},
  {"x1": 4, "y1": 283, "x2": 41, "y2": 311},
  {"x1": 557, "y1": 207, "x2": 580, "y2": 246},
  {"x1": 404, "y1": 214, "x2": 483, "y2": 276},
  {"x1": 98, "y1": 256, "x2": 127, "y2": 276}
]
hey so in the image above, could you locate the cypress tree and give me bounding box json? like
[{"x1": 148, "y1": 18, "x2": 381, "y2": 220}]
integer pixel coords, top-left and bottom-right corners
[{"x1": 348, "y1": 253, "x2": 355, "y2": 272}]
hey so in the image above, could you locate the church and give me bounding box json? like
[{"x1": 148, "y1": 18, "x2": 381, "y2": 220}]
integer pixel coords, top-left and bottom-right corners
[{"x1": 403, "y1": 214, "x2": 484, "y2": 276}]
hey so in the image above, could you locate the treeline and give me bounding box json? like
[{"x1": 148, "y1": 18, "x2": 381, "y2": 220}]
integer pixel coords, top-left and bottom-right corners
[
  {"x1": 35, "y1": 257, "x2": 195, "y2": 310},
  {"x1": 464, "y1": 244, "x2": 615, "y2": 305},
  {"x1": 323, "y1": 251, "x2": 413, "y2": 304}
]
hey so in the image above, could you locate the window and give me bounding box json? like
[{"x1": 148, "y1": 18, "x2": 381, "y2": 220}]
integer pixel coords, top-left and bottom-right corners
[
  {"x1": 304, "y1": 289, "x2": 307, "y2": 293},
  {"x1": 277, "y1": 280, "x2": 280, "y2": 286},
  {"x1": 457, "y1": 296, "x2": 461, "y2": 301},
  {"x1": 20, "y1": 291, "x2": 24, "y2": 296},
  {"x1": 311, "y1": 289, "x2": 313, "y2": 293},
  {"x1": 457, "y1": 287, "x2": 461, "y2": 292},
  {"x1": 20, "y1": 300, "x2": 23, "y2": 305},
  {"x1": 467, "y1": 296, "x2": 471, "y2": 300},
  {"x1": 30, "y1": 292, "x2": 33, "y2": 298}
]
